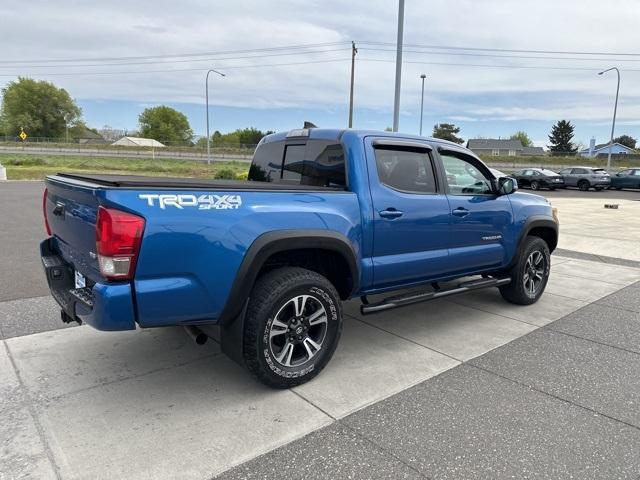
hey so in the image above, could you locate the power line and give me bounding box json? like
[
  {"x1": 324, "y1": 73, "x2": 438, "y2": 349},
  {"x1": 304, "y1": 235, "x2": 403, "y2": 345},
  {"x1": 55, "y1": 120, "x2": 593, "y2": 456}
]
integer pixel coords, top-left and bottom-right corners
[
  {"x1": 0, "y1": 58, "x2": 349, "y2": 77},
  {"x1": 0, "y1": 48, "x2": 351, "y2": 69},
  {"x1": 0, "y1": 41, "x2": 351, "y2": 64},
  {"x1": 358, "y1": 41, "x2": 640, "y2": 57},
  {"x1": 358, "y1": 57, "x2": 640, "y2": 72},
  {"x1": 359, "y1": 47, "x2": 640, "y2": 63}
]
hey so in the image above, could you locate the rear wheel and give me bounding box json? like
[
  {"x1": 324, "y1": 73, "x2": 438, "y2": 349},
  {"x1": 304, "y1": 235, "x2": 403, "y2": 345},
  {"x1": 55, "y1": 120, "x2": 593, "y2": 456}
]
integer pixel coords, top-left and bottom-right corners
[
  {"x1": 499, "y1": 236, "x2": 550, "y2": 305},
  {"x1": 578, "y1": 180, "x2": 590, "y2": 191},
  {"x1": 530, "y1": 180, "x2": 540, "y2": 191},
  {"x1": 243, "y1": 267, "x2": 342, "y2": 388}
]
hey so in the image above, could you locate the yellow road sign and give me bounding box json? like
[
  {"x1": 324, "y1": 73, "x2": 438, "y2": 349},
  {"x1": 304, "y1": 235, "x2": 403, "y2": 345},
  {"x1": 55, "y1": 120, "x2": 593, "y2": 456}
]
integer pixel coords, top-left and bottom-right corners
[{"x1": 19, "y1": 130, "x2": 27, "y2": 141}]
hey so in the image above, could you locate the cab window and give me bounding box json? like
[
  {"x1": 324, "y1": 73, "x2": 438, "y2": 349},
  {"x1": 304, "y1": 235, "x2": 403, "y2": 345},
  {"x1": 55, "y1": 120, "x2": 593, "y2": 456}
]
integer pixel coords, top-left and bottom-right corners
[
  {"x1": 441, "y1": 153, "x2": 493, "y2": 195},
  {"x1": 374, "y1": 147, "x2": 437, "y2": 194}
]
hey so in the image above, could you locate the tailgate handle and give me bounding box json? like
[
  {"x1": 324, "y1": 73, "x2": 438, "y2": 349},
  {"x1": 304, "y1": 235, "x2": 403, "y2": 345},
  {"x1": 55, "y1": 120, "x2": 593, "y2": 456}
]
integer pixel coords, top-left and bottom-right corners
[{"x1": 53, "y1": 202, "x2": 65, "y2": 216}]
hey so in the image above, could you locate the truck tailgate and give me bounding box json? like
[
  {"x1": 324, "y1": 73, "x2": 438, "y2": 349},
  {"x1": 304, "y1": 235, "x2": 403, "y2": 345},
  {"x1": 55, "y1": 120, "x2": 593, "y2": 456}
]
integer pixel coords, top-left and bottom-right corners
[{"x1": 44, "y1": 176, "x2": 101, "y2": 283}]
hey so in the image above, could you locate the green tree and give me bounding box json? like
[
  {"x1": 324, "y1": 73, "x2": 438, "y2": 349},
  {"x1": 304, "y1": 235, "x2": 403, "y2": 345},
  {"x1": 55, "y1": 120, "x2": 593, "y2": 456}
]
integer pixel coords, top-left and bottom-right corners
[
  {"x1": 0, "y1": 77, "x2": 81, "y2": 138},
  {"x1": 613, "y1": 134, "x2": 637, "y2": 149},
  {"x1": 547, "y1": 120, "x2": 577, "y2": 153},
  {"x1": 138, "y1": 105, "x2": 193, "y2": 145},
  {"x1": 510, "y1": 130, "x2": 533, "y2": 147},
  {"x1": 432, "y1": 123, "x2": 464, "y2": 144}
]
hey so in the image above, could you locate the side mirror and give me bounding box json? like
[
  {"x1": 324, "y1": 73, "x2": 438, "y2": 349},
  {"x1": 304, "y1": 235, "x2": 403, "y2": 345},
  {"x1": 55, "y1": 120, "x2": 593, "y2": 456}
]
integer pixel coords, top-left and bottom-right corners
[{"x1": 498, "y1": 176, "x2": 518, "y2": 195}]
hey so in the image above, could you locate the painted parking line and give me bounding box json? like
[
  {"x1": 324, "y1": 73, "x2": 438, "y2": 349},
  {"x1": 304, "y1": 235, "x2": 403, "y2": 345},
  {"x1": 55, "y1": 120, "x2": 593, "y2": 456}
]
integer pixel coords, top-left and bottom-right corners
[{"x1": 1, "y1": 257, "x2": 638, "y2": 479}]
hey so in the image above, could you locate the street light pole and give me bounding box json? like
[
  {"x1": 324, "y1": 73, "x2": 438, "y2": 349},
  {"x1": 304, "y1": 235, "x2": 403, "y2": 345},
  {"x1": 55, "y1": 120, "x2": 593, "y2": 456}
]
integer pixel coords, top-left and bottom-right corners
[
  {"x1": 205, "y1": 69, "x2": 226, "y2": 165},
  {"x1": 598, "y1": 67, "x2": 620, "y2": 169},
  {"x1": 419, "y1": 74, "x2": 426, "y2": 136},
  {"x1": 392, "y1": 0, "x2": 405, "y2": 132}
]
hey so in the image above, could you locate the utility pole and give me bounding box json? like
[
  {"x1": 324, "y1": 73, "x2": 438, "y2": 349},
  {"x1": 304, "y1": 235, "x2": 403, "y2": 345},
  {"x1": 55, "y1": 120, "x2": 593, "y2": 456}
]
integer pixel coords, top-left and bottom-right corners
[
  {"x1": 205, "y1": 69, "x2": 226, "y2": 165},
  {"x1": 392, "y1": 0, "x2": 405, "y2": 132},
  {"x1": 348, "y1": 41, "x2": 357, "y2": 128},
  {"x1": 419, "y1": 74, "x2": 426, "y2": 136},
  {"x1": 598, "y1": 67, "x2": 620, "y2": 169}
]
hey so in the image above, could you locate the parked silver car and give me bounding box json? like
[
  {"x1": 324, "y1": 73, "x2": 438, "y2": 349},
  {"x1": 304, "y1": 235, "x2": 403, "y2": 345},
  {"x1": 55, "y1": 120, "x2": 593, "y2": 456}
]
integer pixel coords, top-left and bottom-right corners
[{"x1": 557, "y1": 167, "x2": 611, "y2": 191}]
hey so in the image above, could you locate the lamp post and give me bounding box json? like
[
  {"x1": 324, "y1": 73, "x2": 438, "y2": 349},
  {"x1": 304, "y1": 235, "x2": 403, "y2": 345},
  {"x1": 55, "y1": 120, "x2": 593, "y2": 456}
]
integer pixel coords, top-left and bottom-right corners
[
  {"x1": 392, "y1": 0, "x2": 405, "y2": 132},
  {"x1": 598, "y1": 67, "x2": 620, "y2": 169},
  {"x1": 419, "y1": 74, "x2": 426, "y2": 136},
  {"x1": 205, "y1": 69, "x2": 226, "y2": 165}
]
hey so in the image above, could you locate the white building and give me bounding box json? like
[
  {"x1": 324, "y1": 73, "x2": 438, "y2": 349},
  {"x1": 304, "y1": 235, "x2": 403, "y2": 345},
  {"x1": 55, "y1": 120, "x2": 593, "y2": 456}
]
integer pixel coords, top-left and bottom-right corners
[{"x1": 111, "y1": 136, "x2": 166, "y2": 148}]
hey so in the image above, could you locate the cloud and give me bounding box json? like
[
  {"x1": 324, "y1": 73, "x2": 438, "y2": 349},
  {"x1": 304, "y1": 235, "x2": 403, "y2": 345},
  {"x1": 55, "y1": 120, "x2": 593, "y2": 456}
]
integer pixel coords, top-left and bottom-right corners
[{"x1": 2, "y1": 0, "x2": 639, "y2": 128}]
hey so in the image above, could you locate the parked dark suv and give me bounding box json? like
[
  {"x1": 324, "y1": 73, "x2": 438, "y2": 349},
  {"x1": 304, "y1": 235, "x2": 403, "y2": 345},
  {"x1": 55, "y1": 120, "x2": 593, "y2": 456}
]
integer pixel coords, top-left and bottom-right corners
[
  {"x1": 610, "y1": 168, "x2": 640, "y2": 190},
  {"x1": 511, "y1": 168, "x2": 564, "y2": 190},
  {"x1": 558, "y1": 167, "x2": 611, "y2": 191}
]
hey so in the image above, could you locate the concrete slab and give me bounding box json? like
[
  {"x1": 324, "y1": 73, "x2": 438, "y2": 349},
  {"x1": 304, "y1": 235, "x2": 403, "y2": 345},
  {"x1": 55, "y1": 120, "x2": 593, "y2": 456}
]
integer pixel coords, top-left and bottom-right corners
[
  {"x1": 0, "y1": 344, "x2": 57, "y2": 480},
  {"x1": 471, "y1": 329, "x2": 640, "y2": 427},
  {"x1": 549, "y1": 303, "x2": 640, "y2": 354},
  {"x1": 552, "y1": 258, "x2": 640, "y2": 286},
  {"x1": 343, "y1": 365, "x2": 640, "y2": 480},
  {"x1": 293, "y1": 317, "x2": 459, "y2": 419},
  {"x1": 0, "y1": 295, "x2": 74, "y2": 339},
  {"x1": 36, "y1": 355, "x2": 331, "y2": 480},
  {"x1": 354, "y1": 300, "x2": 536, "y2": 361},
  {"x1": 217, "y1": 422, "x2": 422, "y2": 480},
  {"x1": 7, "y1": 325, "x2": 219, "y2": 400},
  {"x1": 545, "y1": 271, "x2": 624, "y2": 302},
  {"x1": 451, "y1": 289, "x2": 587, "y2": 327}
]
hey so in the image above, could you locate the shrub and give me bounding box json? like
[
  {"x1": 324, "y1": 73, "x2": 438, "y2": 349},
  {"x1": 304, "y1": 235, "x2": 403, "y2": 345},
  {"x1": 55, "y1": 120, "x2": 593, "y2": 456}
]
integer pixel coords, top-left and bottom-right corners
[{"x1": 215, "y1": 168, "x2": 236, "y2": 179}]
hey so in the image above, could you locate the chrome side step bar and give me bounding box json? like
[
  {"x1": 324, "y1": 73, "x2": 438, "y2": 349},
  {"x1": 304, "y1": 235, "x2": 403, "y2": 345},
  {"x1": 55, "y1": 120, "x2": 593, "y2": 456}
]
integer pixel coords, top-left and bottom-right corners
[{"x1": 360, "y1": 277, "x2": 511, "y2": 315}]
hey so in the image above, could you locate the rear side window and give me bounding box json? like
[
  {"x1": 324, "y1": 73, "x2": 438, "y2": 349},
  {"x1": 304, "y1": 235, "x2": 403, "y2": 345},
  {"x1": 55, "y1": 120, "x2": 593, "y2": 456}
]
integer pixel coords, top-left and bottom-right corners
[
  {"x1": 572, "y1": 168, "x2": 588, "y2": 174},
  {"x1": 249, "y1": 139, "x2": 346, "y2": 188},
  {"x1": 374, "y1": 147, "x2": 437, "y2": 194}
]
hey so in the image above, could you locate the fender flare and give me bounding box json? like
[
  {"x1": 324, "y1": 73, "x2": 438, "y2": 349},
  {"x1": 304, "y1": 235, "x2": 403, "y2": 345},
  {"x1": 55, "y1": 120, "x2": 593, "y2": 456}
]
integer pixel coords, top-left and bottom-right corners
[
  {"x1": 510, "y1": 216, "x2": 559, "y2": 267},
  {"x1": 219, "y1": 229, "x2": 359, "y2": 364}
]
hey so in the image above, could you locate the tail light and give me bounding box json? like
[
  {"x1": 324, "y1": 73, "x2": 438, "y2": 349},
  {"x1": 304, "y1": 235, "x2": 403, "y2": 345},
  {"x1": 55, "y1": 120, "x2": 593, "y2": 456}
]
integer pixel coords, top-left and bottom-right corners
[
  {"x1": 43, "y1": 188, "x2": 52, "y2": 236},
  {"x1": 96, "y1": 206, "x2": 145, "y2": 281}
]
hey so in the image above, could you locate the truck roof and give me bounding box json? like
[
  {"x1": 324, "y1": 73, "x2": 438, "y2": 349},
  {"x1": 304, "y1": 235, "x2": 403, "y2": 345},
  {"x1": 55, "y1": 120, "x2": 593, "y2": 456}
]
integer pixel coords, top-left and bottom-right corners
[{"x1": 262, "y1": 128, "x2": 464, "y2": 149}]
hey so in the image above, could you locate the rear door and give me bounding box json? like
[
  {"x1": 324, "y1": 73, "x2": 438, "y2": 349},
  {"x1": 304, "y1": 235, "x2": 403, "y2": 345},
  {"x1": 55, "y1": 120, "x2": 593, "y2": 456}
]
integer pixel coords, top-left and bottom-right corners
[
  {"x1": 438, "y1": 149, "x2": 514, "y2": 272},
  {"x1": 365, "y1": 138, "x2": 451, "y2": 289}
]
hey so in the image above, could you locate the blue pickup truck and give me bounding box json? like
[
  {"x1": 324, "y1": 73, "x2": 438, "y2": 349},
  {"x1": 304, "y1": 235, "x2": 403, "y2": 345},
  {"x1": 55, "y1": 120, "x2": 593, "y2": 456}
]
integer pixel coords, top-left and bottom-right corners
[{"x1": 41, "y1": 128, "x2": 558, "y2": 388}]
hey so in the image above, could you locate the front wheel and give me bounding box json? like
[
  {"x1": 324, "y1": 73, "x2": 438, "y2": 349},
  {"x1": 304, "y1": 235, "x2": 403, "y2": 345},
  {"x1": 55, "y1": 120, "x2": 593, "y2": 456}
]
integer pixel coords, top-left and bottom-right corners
[
  {"x1": 499, "y1": 236, "x2": 551, "y2": 305},
  {"x1": 243, "y1": 267, "x2": 343, "y2": 388},
  {"x1": 595, "y1": 186, "x2": 604, "y2": 191},
  {"x1": 530, "y1": 180, "x2": 540, "y2": 190}
]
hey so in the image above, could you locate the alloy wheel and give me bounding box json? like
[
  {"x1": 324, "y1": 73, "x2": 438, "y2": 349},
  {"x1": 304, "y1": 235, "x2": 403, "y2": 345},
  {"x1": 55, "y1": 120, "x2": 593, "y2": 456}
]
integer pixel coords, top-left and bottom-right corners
[
  {"x1": 523, "y1": 250, "x2": 545, "y2": 296},
  {"x1": 268, "y1": 294, "x2": 328, "y2": 368}
]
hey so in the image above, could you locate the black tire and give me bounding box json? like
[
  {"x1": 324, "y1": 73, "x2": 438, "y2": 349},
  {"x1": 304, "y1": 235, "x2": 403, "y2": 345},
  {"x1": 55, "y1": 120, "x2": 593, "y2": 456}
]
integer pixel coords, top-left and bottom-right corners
[
  {"x1": 578, "y1": 180, "x2": 590, "y2": 191},
  {"x1": 549, "y1": 187, "x2": 556, "y2": 191},
  {"x1": 615, "y1": 187, "x2": 622, "y2": 190},
  {"x1": 499, "y1": 236, "x2": 551, "y2": 305},
  {"x1": 243, "y1": 267, "x2": 342, "y2": 388},
  {"x1": 530, "y1": 180, "x2": 540, "y2": 191},
  {"x1": 594, "y1": 186, "x2": 604, "y2": 191}
]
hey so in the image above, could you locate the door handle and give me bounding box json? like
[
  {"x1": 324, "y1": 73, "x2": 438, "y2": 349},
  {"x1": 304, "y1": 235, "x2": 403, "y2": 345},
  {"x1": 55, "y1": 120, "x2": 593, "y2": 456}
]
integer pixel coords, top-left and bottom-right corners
[
  {"x1": 452, "y1": 207, "x2": 470, "y2": 217},
  {"x1": 379, "y1": 208, "x2": 403, "y2": 219}
]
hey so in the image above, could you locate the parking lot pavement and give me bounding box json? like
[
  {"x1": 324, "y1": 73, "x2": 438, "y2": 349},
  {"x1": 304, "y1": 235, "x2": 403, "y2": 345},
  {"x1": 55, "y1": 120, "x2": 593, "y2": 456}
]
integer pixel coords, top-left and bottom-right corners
[{"x1": 1, "y1": 255, "x2": 639, "y2": 479}]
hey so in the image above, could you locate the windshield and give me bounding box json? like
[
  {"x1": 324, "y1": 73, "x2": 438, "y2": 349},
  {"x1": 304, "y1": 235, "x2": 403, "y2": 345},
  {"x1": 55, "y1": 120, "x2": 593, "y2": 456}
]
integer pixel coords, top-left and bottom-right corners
[
  {"x1": 593, "y1": 169, "x2": 609, "y2": 175},
  {"x1": 540, "y1": 169, "x2": 558, "y2": 176}
]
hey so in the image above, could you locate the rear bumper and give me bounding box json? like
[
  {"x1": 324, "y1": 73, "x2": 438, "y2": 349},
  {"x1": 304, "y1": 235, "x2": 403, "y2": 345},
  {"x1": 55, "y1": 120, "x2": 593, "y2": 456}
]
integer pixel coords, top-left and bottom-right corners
[{"x1": 40, "y1": 239, "x2": 136, "y2": 331}]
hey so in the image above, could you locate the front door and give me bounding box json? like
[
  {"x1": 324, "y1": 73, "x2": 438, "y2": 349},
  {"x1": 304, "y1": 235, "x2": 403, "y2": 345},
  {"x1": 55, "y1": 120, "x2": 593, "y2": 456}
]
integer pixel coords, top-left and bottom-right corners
[
  {"x1": 438, "y1": 149, "x2": 514, "y2": 273},
  {"x1": 366, "y1": 138, "x2": 451, "y2": 289}
]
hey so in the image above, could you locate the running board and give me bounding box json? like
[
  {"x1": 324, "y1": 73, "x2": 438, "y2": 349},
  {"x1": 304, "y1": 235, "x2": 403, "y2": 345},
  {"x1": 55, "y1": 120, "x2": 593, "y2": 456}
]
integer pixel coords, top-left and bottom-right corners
[{"x1": 360, "y1": 277, "x2": 511, "y2": 315}]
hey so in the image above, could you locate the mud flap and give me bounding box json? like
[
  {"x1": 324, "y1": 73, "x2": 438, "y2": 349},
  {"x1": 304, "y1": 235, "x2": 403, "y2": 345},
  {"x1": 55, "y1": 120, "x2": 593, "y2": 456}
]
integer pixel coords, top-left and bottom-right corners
[{"x1": 220, "y1": 298, "x2": 249, "y2": 366}]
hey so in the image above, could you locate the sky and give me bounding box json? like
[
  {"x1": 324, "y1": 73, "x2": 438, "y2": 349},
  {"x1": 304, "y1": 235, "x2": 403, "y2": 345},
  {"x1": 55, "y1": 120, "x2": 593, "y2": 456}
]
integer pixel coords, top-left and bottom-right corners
[{"x1": 1, "y1": 0, "x2": 640, "y2": 148}]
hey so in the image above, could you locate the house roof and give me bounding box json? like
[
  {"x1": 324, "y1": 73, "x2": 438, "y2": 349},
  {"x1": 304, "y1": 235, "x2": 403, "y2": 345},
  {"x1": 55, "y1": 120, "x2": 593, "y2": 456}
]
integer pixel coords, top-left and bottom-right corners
[
  {"x1": 112, "y1": 136, "x2": 166, "y2": 147},
  {"x1": 467, "y1": 139, "x2": 524, "y2": 150},
  {"x1": 579, "y1": 142, "x2": 634, "y2": 153},
  {"x1": 522, "y1": 146, "x2": 545, "y2": 155}
]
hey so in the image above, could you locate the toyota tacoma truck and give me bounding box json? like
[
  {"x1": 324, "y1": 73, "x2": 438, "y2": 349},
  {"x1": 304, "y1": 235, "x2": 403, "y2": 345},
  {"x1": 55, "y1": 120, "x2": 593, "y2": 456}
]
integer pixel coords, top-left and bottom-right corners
[{"x1": 40, "y1": 128, "x2": 558, "y2": 388}]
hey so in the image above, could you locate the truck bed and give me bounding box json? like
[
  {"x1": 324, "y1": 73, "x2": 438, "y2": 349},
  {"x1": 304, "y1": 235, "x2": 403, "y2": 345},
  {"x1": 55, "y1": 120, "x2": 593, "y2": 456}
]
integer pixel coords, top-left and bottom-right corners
[{"x1": 51, "y1": 173, "x2": 345, "y2": 191}]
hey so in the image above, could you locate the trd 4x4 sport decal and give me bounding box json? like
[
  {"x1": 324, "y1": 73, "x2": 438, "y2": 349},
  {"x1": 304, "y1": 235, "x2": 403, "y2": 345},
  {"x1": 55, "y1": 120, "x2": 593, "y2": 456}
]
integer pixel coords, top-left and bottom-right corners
[{"x1": 139, "y1": 194, "x2": 242, "y2": 210}]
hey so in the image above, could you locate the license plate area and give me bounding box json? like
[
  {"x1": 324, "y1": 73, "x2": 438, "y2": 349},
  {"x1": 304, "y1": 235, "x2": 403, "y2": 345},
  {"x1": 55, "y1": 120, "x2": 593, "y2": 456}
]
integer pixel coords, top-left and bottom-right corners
[{"x1": 75, "y1": 270, "x2": 86, "y2": 289}]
